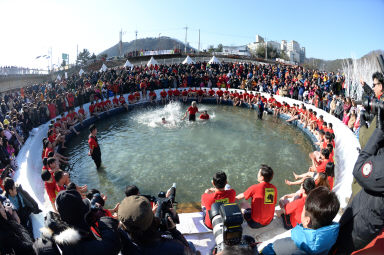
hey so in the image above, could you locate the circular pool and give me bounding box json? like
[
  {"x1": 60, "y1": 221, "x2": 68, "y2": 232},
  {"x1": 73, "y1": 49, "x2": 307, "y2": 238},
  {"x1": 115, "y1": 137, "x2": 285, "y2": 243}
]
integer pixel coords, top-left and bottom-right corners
[{"x1": 66, "y1": 102, "x2": 313, "y2": 210}]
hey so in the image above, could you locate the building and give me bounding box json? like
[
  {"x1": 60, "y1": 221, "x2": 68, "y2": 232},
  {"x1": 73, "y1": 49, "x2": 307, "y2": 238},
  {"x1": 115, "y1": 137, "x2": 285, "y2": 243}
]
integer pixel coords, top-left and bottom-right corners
[
  {"x1": 221, "y1": 45, "x2": 250, "y2": 56},
  {"x1": 255, "y1": 34, "x2": 264, "y2": 43},
  {"x1": 287, "y1": 40, "x2": 301, "y2": 53},
  {"x1": 300, "y1": 47, "x2": 306, "y2": 64},
  {"x1": 247, "y1": 35, "x2": 306, "y2": 63}
]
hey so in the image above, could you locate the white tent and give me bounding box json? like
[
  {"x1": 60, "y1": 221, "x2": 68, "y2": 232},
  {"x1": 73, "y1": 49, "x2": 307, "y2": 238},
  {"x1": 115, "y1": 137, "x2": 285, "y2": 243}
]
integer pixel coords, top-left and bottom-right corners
[
  {"x1": 182, "y1": 55, "x2": 195, "y2": 64},
  {"x1": 147, "y1": 56, "x2": 159, "y2": 67},
  {"x1": 99, "y1": 63, "x2": 107, "y2": 72},
  {"x1": 124, "y1": 59, "x2": 133, "y2": 68},
  {"x1": 56, "y1": 74, "x2": 61, "y2": 81},
  {"x1": 208, "y1": 56, "x2": 221, "y2": 64},
  {"x1": 79, "y1": 69, "x2": 85, "y2": 76}
]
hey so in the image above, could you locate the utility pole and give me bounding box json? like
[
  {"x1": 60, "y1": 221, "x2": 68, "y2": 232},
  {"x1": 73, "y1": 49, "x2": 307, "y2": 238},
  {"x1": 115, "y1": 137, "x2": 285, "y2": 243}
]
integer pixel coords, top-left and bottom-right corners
[
  {"x1": 76, "y1": 44, "x2": 78, "y2": 66},
  {"x1": 265, "y1": 37, "x2": 268, "y2": 60},
  {"x1": 198, "y1": 29, "x2": 200, "y2": 52},
  {"x1": 184, "y1": 26, "x2": 188, "y2": 54},
  {"x1": 135, "y1": 30, "x2": 138, "y2": 55},
  {"x1": 119, "y1": 29, "x2": 123, "y2": 57}
]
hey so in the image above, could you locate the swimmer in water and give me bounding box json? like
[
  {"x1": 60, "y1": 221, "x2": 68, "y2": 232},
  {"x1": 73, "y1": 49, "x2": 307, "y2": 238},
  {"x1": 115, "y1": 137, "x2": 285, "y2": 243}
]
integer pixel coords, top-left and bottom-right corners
[
  {"x1": 161, "y1": 117, "x2": 168, "y2": 124},
  {"x1": 199, "y1": 110, "x2": 210, "y2": 120}
]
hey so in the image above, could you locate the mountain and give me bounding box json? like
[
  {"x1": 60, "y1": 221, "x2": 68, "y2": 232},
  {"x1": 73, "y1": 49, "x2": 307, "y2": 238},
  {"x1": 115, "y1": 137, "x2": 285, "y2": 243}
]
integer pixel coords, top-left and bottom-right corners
[
  {"x1": 98, "y1": 37, "x2": 195, "y2": 57},
  {"x1": 304, "y1": 50, "x2": 384, "y2": 72}
]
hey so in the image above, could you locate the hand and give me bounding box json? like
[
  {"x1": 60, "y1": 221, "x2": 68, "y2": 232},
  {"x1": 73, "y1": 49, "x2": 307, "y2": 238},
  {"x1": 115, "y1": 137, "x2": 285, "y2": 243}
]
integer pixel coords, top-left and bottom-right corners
[
  {"x1": 152, "y1": 203, "x2": 158, "y2": 214},
  {"x1": 167, "y1": 216, "x2": 176, "y2": 229},
  {"x1": 360, "y1": 79, "x2": 366, "y2": 87},
  {"x1": 112, "y1": 203, "x2": 119, "y2": 213}
]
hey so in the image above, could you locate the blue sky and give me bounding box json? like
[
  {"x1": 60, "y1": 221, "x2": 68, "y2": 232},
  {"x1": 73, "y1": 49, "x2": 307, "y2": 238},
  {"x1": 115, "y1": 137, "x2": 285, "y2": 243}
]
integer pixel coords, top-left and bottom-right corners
[{"x1": 1, "y1": 0, "x2": 383, "y2": 68}]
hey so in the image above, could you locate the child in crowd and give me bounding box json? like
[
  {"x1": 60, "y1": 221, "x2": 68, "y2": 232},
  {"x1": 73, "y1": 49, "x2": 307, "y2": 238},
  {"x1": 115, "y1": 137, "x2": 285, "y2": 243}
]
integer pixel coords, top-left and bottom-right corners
[
  {"x1": 262, "y1": 186, "x2": 340, "y2": 255},
  {"x1": 276, "y1": 177, "x2": 316, "y2": 230}
]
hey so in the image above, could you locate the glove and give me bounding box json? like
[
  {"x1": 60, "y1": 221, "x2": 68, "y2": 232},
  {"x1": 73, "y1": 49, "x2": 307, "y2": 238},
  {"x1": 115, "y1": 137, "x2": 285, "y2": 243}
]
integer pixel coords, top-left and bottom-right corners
[{"x1": 376, "y1": 107, "x2": 384, "y2": 131}]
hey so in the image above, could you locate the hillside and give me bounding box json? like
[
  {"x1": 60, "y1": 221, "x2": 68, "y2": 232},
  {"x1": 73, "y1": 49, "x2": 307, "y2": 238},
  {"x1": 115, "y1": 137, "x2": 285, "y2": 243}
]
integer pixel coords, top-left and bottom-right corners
[{"x1": 98, "y1": 37, "x2": 195, "y2": 57}]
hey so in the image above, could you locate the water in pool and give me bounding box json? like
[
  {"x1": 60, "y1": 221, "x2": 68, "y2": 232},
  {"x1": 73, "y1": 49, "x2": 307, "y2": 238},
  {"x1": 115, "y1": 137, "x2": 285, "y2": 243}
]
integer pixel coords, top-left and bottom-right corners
[{"x1": 66, "y1": 102, "x2": 313, "y2": 211}]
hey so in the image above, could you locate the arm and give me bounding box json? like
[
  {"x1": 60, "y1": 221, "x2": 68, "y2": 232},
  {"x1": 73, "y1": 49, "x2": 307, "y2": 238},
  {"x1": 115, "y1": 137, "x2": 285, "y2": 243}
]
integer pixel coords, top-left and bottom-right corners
[
  {"x1": 236, "y1": 193, "x2": 245, "y2": 200},
  {"x1": 80, "y1": 217, "x2": 121, "y2": 255},
  {"x1": 353, "y1": 128, "x2": 384, "y2": 193}
]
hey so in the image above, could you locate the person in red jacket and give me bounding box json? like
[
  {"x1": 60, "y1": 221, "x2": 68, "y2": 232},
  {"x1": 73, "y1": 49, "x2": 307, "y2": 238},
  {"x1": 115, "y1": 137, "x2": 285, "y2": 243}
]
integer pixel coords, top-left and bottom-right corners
[
  {"x1": 201, "y1": 171, "x2": 236, "y2": 229},
  {"x1": 277, "y1": 177, "x2": 316, "y2": 229},
  {"x1": 236, "y1": 164, "x2": 277, "y2": 228},
  {"x1": 199, "y1": 110, "x2": 210, "y2": 120}
]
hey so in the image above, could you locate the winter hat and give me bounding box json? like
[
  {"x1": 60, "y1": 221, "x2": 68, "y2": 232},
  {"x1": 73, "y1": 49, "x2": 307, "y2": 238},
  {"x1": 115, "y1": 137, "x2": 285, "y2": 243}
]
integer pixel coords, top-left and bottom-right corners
[
  {"x1": 118, "y1": 195, "x2": 153, "y2": 232},
  {"x1": 55, "y1": 189, "x2": 91, "y2": 231}
]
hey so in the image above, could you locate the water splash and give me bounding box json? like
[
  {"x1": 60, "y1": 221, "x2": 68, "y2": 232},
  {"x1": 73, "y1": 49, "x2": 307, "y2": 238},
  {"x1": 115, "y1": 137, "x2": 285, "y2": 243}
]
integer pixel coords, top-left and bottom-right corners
[
  {"x1": 134, "y1": 101, "x2": 184, "y2": 128},
  {"x1": 342, "y1": 55, "x2": 381, "y2": 100}
]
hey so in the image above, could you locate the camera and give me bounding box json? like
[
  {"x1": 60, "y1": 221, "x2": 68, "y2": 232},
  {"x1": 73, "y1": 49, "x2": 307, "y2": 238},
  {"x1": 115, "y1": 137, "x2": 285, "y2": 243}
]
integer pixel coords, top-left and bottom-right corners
[
  {"x1": 0, "y1": 165, "x2": 13, "y2": 180},
  {"x1": 149, "y1": 183, "x2": 180, "y2": 231},
  {"x1": 363, "y1": 97, "x2": 384, "y2": 116},
  {"x1": 209, "y1": 202, "x2": 244, "y2": 253}
]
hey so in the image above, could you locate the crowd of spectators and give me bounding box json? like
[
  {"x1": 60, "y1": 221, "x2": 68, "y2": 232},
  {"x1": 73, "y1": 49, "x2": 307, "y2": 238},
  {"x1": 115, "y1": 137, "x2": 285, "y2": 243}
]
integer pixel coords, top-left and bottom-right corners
[
  {"x1": 0, "y1": 59, "x2": 381, "y2": 254},
  {"x1": 0, "y1": 66, "x2": 41, "y2": 76}
]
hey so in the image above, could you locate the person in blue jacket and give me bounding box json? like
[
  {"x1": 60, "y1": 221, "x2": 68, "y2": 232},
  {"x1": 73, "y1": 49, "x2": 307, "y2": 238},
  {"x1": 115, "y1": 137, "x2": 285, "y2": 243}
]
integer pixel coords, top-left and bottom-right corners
[{"x1": 261, "y1": 186, "x2": 340, "y2": 255}]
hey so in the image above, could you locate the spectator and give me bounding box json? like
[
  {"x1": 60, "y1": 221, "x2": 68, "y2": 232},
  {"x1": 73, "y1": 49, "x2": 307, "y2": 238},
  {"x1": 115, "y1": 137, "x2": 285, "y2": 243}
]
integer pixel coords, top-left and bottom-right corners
[
  {"x1": 118, "y1": 195, "x2": 195, "y2": 255},
  {"x1": 0, "y1": 194, "x2": 35, "y2": 255},
  {"x1": 276, "y1": 177, "x2": 316, "y2": 230},
  {"x1": 262, "y1": 186, "x2": 340, "y2": 255},
  {"x1": 3, "y1": 177, "x2": 41, "y2": 236},
  {"x1": 236, "y1": 164, "x2": 277, "y2": 229},
  {"x1": 201, "y1": 171, "x2": 236, "y2": 229},
  {"x1": 33, "y1": 189, "x2": 121, "y2": 255}
]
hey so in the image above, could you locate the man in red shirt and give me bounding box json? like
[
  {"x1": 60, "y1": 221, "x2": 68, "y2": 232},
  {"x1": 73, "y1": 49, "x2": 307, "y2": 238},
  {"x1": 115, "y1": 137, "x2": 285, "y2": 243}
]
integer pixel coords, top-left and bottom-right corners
[
  {"x1": 41, "y1": 169, "x2": 59, "y2": 212},
  {"x1": 277, "y1": 177, "x2": 315, "y2": 229},
  {"x1": 216, "y1": 88, "x2": 224, "y2": 104},
  {"x1": 160, "y1": 89, "x2": 167, "y2": 104},
  {"x1": 117, "y1": 94, "x2": 128, "y2": 110},
  {"x1": 128, "y1": 93, "x2": 136, "y2": 104},
  {"x1": 173, "y1": 88, "x2": 181, "y2": 101},
  {"x1": 199, "y1": 111, "x2": 210, "y2": 120},
  {"x1": 236, "y1": 164, "x2": 277, "y2": 228},
  {"x1": 183, "y1": 101, "x2": 200, "y2": 121},
  {"x1": 181, "y1": 89, "x2": 188, "y2": 103},
  {"x1": 88, "y1": 124, "x2": 101, "y2": 168},
  {"x1": 112, "y1": 94, "x2": 119, "y2": 107},
  {"x1": 201, "y1": 171, "x2": 236, "y2": 229},
  {"x1": 148, "y1": 90, "x2": 157, "y2": 103}
]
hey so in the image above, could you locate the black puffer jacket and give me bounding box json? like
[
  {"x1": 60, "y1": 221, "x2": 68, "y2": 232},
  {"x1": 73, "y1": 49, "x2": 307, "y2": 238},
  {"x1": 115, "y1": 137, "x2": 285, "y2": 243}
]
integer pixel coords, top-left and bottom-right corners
[
  {"x1": 33, "y1": 212, "x2": 121, "y2": 255},
  {"x1": 335, "y1": 128, "x2": 384, "y2": 254},
  {"x1": 0, "y1": 217, "x2": 35, "y2": 255}
]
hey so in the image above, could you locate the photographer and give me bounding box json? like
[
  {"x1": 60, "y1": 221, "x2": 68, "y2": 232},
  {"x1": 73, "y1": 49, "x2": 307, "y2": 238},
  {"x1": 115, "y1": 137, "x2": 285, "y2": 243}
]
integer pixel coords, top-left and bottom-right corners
[
  {"x1": 333, "y1": 100, "x2": 384, "y2": 253},
  {"x1": 359, "y1": 71, "x2": 383, "y2": 148},
  {"x1": 118, "y1": 195, "x2": 196, "y2": 255},
  {"x1": 0, "y1": 193, "x2": 35, "y2": 255},
  {"x1": 33, "y1": 189, "x2": 121, "y2": 255},
  {"x1": 3, "y1": 177, "x2": 41, "y2": 237}
]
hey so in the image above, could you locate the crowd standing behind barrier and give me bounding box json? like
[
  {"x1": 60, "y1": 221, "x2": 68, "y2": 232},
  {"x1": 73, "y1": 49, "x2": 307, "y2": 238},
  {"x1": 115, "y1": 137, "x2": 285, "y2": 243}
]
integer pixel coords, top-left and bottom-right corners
[{"x1": 0, "y1": 61, "x2": 365, "y2": 254}]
